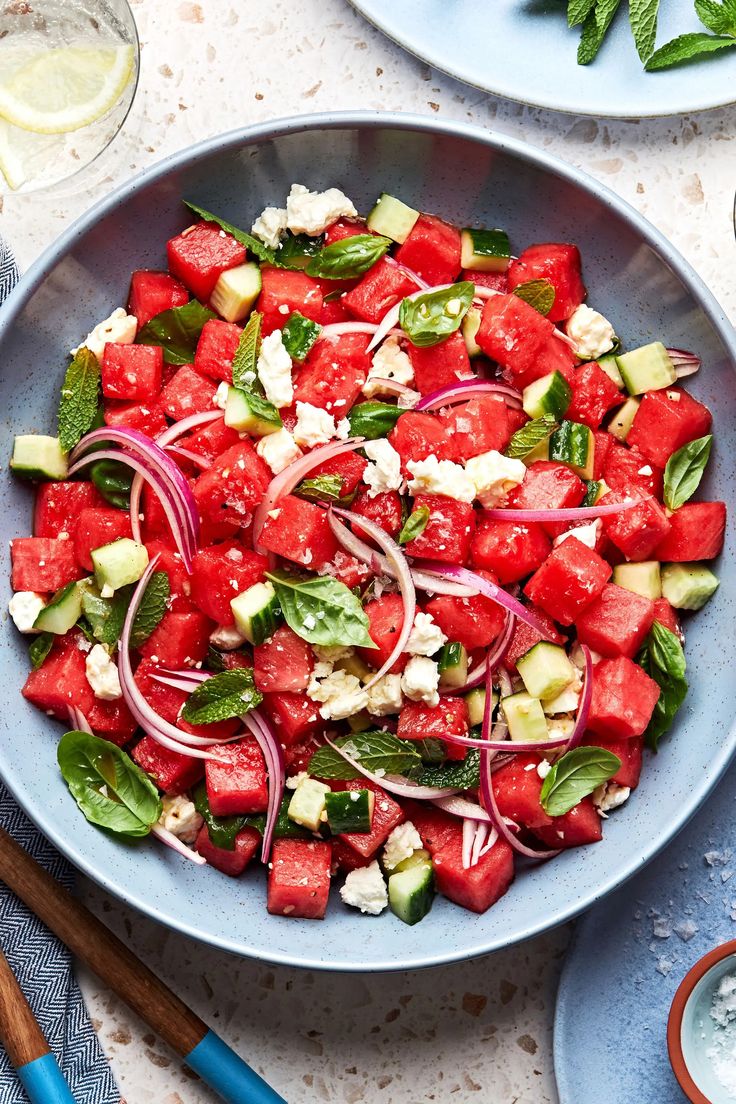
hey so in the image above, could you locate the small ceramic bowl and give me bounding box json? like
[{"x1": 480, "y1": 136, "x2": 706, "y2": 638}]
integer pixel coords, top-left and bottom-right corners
[{"x1": 668, "y1": 939, "x2": 736, "y2": 1103}]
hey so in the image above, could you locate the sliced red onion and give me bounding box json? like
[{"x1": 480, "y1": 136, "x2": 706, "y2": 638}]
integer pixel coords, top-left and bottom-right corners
[
  {"x1": 433, "y1": 796, "x2": 491, "y2": 822},
  {"x1": 552, "y1": 328, "x2": 579, "y2": 351},
  {"x1": 151, "y1": 670, "x2": 210, "y2": 694},
  {"x1": 441, "y1": 610, "x2": 515, "y2": 696},
  {"x1": 324, "y1": 737, "x2": 459, "y2": 799},
  {"x1": 67, "y1": 705, "x2": 93, "y2": 734},
  {"x1": 387, "y1": 256, "x2": 430, "y2": 290},
  {"x1": 363, "y1": 377, "x2": 415, "y2": 399},
  {"x1": 565, "y1": 643, "x2": 593, "y2": 751},
  {"x1": 483, "y1": 499, "x2": 646, "y2": 523},
  {"x1": 416, "y1": 378, "x2": 523, "y2": 412},
  {"x1": 320, "y1": 322, "x2": 402, "y2": 339},
  {"x1": 666, "y1": 347, "x2": 701, "y2": 378},
  {"x1": 241, "y1": 711, "x2": 285, "y2": 862},
  {"x1": 331, "y1": 507, "x2": 415, "y2": 690},
  {"x1": 461, "y1": 816, "x2": 475, "y2": 869},
  {"x1": 440, "y1": 727, "x2": 569, "y2": 752},
  {"x1": 471, "y1": 286, "x2": 503, "y2": 301},
  {"x1": 471, "y1": 821, "x2": 498, "y2": 865},
  {"x1": 150, "y1": 823, "x2": 207, "y2": 865},
  {"x1": 367, "y1": 283, "x2": 456, "y2": 352},
  {"x1": 165, "y1": 444, "x2": 211, "y2": 470},
  {"x1": 413, "y1": 562, "x2": 553, "y2": 637}
]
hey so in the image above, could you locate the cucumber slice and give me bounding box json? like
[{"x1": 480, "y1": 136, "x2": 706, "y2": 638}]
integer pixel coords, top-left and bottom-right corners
[
  {"x1": 388, "y1": 861, "x2": 435, "y2": 926},
  {"x1": 437, "y1": 642, "x2": 469, "y2": 689},
  {"x1": 366, "y1": 193, "x2": 419, "y2": 244},
  {"x1": 607, "y1": 396, "x2": 640, "y2": 442},
  {"x1": 612, "y1": 561, "x2": 662, "y2": 600},
  {"x1": 465, "y1": 687, "x2": 497, "y2": 728},
  {"x1": 325, "y1": 789, "x2": 374, "y2": 834},
  {"x1": 281, "y1": 312, "x2": 322, "y2": 362},
  {"x1": 224, "y1": 386, "x2": 283, "y2": 436},
  {"x1": 10, "y1": 435, "x2": 68, "y2": 481},
  {"x1": 616, "y1": 342, "x2": 676, "y2": 396},
  {"x1": 33, "y1": 580, "x2": 84, "y2": 634},
  {"x1": 336, "y1": 652, "x2": 373, "y2": 682},
  {"x1": 287, "y1": 778, "x2": 330, "y2": 832},
  {"x1": 583, "y1": 478, "x2": 610, "y2": 506},
  {"x1": 460, "y1": 228, "x2": 511, "y2": 273},
  {"x1": 210, "y1": 262, "x2": 262, "y2": 322},
  {"x1": 522, "y1": 371, "x2": 572, "y2": 420},
  {"x1": 394, "y1": 848, "x2": 432, "y2": 873},
  {"x1": 661, "y1": 562, "x2": 719, "y2": 611},
  {"x1": 462, "y1": 305, "x2": 483, "y2": 357},
  {"x1": 549, "y1": 420, "x2": 594, "y2": 479},
  {"x1": 597, "y1": 354, "x2": 624, "y2": 389},
  {"x1": 516, "y1": 641, "x2": 576, "y2": 701},
  {"x1": 230, "y1": 580, "x2": 280, "y2": 645},
  {"x1": 501, "y1": 692, "x2": 549, "y2": 743},
  {"x1": 91, "y1": 538, "x2": 149, "y2": 594}
]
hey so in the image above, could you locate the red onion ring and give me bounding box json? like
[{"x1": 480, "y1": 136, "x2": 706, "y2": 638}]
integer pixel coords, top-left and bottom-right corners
[
  {"x1": 323, "y1": 736, "x2": 459, "y2": 799},
  {"x1": 150, "y1": 823, "x2": 207, "y2": 865},
  {"x1": 482, "y1": 499, "x2": 647, "y2": 523},
  {"x1": 386, "y1": 256, "x2": 430, "y2": 290},
  {"x1": 319, "y1": 322, "x2": 402, "y2": 340},
  {"x1": 462, "y1": 816, "x2": 475, "y2": 869},
  {"x1": 67, "y1": 706, "x2": 93, "y2": 734},
  {"x1": 165, "y1": 444, "x2": 211, "y2": 470},
  {"x1": 413, "y1": 562, "x2": 553, "y2": 638},
  {"x1": 415, "y1": 379, "x2": 523, "y2": 411},
  {"x1": 666, "y1": 347, "x2": 701, "y2": 378},
  {"x1": 432, "y1": 796, "x2": 491, "y2": 821},
  {"x1": 241, "y1": 710, "x2": 285, "y2": 862},
  {"x1": 565, "y1": 644, "x2": 593, "y2": 751},
  {"x1": 363, "y1": 377, "x2": 415, "y2": 400}
]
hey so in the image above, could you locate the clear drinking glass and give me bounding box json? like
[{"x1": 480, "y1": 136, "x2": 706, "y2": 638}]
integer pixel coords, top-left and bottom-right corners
[{"x1": 0, "y1": 0, "x2": 139, "y2": 194}]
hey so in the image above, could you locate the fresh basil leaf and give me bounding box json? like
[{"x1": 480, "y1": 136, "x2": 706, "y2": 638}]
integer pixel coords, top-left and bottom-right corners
[
  {"x1": 183, "y1": 200, "x2": 276, "y2": 264},
  {"x1": 568, "y1": 0, "x2": 597, "y2": 26},
  {"x1": 416, "y1": 749, "x2": 481, "y2": 790},
  {"x1": 192, "y1": 781, "x2": 247, "y2": 850},
  {"x1": 58, "y1": 730, "x2": 162, "y2": 838},
  {"x1": 347, "y1": 401, "x2": 404, "y2": 440},
  {"x1": 137, "y1": 300, "x2": 216, "y2": 366},
  {"x1": 513, "y1": 279, "x2": 556, "y2": 316},
  {"x1": 399, "y1": 505, "x2": 430, "y2": 545},
  {"x1": 231, "y1": 311, "x2": 262, "y2": 391},
  {"x1": 637, "y1": 621, "x2": 688, "y2": 751},
  {"x1": 181, "y1": 668, "x2": 262, "y2": 726},
  {"x1": 309, "y1": 731, "x2": 423, "y2": 781},
  {"x1": 539, "y1": 747, "x2": 621, "y2": 817},
  {"x1": 399, "y1": 282, "x2": 474, "y2": 348},
  {"x1": 695, "y1": 0, "x2": 736, "y2": 34},
  {"x1": 58, "y1": 347, "x2": 101, "y2": 453},
  {"x1": 505, "y1": 413, "x2": 558, "y2": 460},
  {"x1": 578, "y1": 0, "x2": 623, "y2": 64},
  {"x1": 663, "y1": 434, "x2": 713, "y2": 511},
  {"x1": 645, "y1": 31, "x2": 736, "y2": 68},
  {"x1": 281, "y1": 312, "x2": 322, "y2": 362},
  {"x1": 306, "y1": 234, "x2": 391, "y2": 280},
  {"x1": 89, "y1": 458, "x2": 133, "y2": 509},
  {"x1": 275, "y1": 232, "x2": 324, "y2": 271},
  {"x1": 294, "y1": 474, "x2": 344, "y2": 503},
  {"x1": 266, "y1": 570, "x2": 375, "y2": 649},
  {"x1": 29, "y1": 632, "x2": 54, "y2": 670},
  {"x1": 629, "y1": 0, "x2": 660, "y2": 60}
]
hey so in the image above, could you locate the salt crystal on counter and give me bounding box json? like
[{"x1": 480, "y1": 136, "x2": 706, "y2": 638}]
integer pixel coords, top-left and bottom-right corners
[
  {"x1": 655, "y1": 956, "x2": 675, "y2": 977},
  {"x1": 652, "y1": 917, "x2": 672, "y2": 939},
  {"x1": 673, "y1": 920, "x2": 698, "y2": 942},
  {"x1": 705, "y1": 849, "x2": 733, "y2": 867}
]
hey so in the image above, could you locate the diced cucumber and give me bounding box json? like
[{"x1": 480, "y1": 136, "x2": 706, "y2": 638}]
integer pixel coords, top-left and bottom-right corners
[
  {"x1": 347, "y1": 710, "x2": 373, "y2": 733},
  {"x1": 231, "y1": 580, "x2": 281, "y2": 645},
  {"x1": 281, "y1": 312, "x2": 322, "y2": 362},
  {"x1": 388, "y1": 860, "x2": 435, "y2": 926},
  {"x1": 522, "y1": 436, "x2": 551, "y2": 466},
  {"x1": 460, "y1": 228, "x2": 511, "y2": 273},
  {"x1": 366, "y1": 193, "x2": 419, "y2": 244},
  {"x1": 325, "y1": 789, "x2": 374, "y2": 834},
  {"x1": 287, "y1": 778, "x2": 330, "y2": 832},
  {"x1": 438, "y1": 642, "x2": 469, "y2": 689},
  {"x1": 597, "y1": 354, "x2": 624, "y2": 389},
  {"x1": 501, "y1": 692, "x2": 549, "y2": 743},
  {"x1": 616, "y1": 342, "x2": 676, "y2": 396},
  {"x1": 516, "y1": 641, "x2": 576, "y2": 701},
  {"x1": 10, "y1": 435, "x2": 68, "y2": 481},
  {"x1": 583, "y1": 478, "x2": 610, "y2": 506},
  {"x1": 607, "y1": 396, "x2": 640, "y2": 442},
  {"x1": 462, "y1": 305, "x2": 483, "y2": 357},
  {"x1": 210, "y1": 262, "x2": 262, "y2": 322},
  {"x1": 549, "y1": 420, "x2": 594, "y2": 480},
  {"x1": 465, "y1": 687, "x2": 496, "y2": 728},
  {"x1": 336, "y1": 652, "x2": 373, "y2": 681},
  {"x1": 394, "y1": 848, "x2": 432, "y2": 873},
  {"x1": 522, "y1": 371, "x2": 572, "y2": 421},
  {"x1": 33, "y1": 580, "x2": 85, "y2": 634},
  {"x1": 661, "y1": 562, "x2": 719, "y2": 611},
  {"x1": 613, "y1": 561, "x2": 662, "y2": 600},
  {"x1": 224, "y1": 386, "x2": 282, "y2": 436},
  {"x1": 91, "y1": 539, "x2": 149, "y2": 594},
  {"x1": 542, "y1": 681, "x2": 581, "y2": 715}
]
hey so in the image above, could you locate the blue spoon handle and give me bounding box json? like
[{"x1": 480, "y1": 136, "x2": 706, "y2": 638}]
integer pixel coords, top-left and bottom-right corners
[
  {"x1": 185, "y1": 1030, "x2": 287, "y2": 1104},
  {"x1": 16, "y1": 1054, "x2": 78, "y2": 1104}
]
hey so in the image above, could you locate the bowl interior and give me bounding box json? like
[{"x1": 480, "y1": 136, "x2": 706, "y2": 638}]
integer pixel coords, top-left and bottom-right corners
[
  {"x1": 681, "y1": 955, "x2": 736, "y2": 1103},
  {"x1": 1, "y1": 117, "x2": 735, "y2": 970}
]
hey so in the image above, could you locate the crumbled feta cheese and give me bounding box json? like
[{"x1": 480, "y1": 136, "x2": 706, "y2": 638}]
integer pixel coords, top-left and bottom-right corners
[
  {"x1": 256, "y1": 428, "x2": 302, "y2": 474},
  {"x1": 537, "y1": 760, "x2": 552, "y2": 779},
  {"x1": 463, "y1": 450, "x2": 526, "y2": 507},
  {"x1": 256, "y1": 330, "x2": 294, "y2": 408},
  {"x1": 159, "y1": 794, "x2": 203, "y2": 845},
  {"x1": 100, "y1": 583, "x2": 115, "y2": 599},
  {"x1": 364, "y1": 336, "x2": 414, "y2": 398},
  {"x1": 285, "y1": 771, "x2": 309, "y2": 791},
  {"x1": 307, "y1": 668, "x2": 369, "y2": 720},
  {"x1": 565, "y1": 304, "x2": 616, "y2": 361},
  {"x1": 286, "y1": 183, "x2": 357, "y2": 236},
  {"x1": 363, "y1": 439, "x2": 403, "y2": 497},
  {"x1": 85, "y1": 644, "x2": 122, "y2": 701},
  {"x1": 214, "y1": 381, "x2": 230, "y2": 410},
  {"x1": 313, "y1": 644, "x2": 354, "y2": 664},
  {"x1": 366, "y1": 673, "x2": 404, "y2": 716},
  {"x1": 398, "y1": 388, "x2": 421, "y2": 409},
  {"x1": 400, "y1": 655, "x2": 440, "y2": 707},
  {"x1": 209, "y1": 624, "x2": 247, "y2": 651},
  {"x1": 383, "y1": 821, "x2": 423, "y2": 871},
  {"x1": 406, "y1": 611, "x2": 446, "y2": 657},
  {"x1": 307, "y1": 660, "x2": 334, "y2": 697},
  {"x1": 546, "y1": 717, "x2": 575, "y2": 744},
  {"x1": 339, "y1": 860, "x2": 388, "y2": 915},
  {"x1": 293, "y1": 401, "x2": 336, "y2": 448},
  {"x1": 406, "y1": 455, "x2": 476, "y2": 503},
  {"x1": 593, "y1": 782, "x2": 631, "y2": 816},
  {"x1": 335, "y1": 417, "x2": 352, "y2": 440},
  {"x1": 8, "y1": 591, "x2": 45, "y2": 633},
  {"x1": 71, "y1": 307, "x2": 137, "y2": 360},
  {"x1": 251, "y1": 206, "x2": 288, "y2": 249},
  {"x1": 554, "y1": 518, "x2": 602, "y2": 551},
  {"x1": 637, "y1": 465, "x2": 653, "y2": 476}
]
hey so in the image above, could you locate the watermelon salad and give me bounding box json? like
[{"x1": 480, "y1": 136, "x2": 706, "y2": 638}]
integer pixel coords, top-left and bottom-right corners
[{"x1": 8, "y1": 183, "x2": 726, "y2": 925}]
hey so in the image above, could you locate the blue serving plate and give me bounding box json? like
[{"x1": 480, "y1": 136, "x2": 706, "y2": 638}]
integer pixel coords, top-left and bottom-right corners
[
  {"x1": 348, "y1": 0, "x2": 736, "y2": 117},
  {"x1": 0, "y1": 113, "x2": 734, "y2": 970}
]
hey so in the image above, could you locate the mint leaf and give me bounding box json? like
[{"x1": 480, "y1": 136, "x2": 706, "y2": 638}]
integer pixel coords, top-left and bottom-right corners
[
  {"x1": 181, "y1": 668, "x2": 262, "y2": 726},
  {"x1": 539, "y1": 747, "x2": 621, "y2": 816},
  {"x1": 399, "y1": 282, "x2": 475, "y2": 348},
  {"x1": 306, "y1": 235, "x2": 391, "y2": 280},
  {"x1": 137, "y1": 300, "x2": 216, "y2": 366},
  {"x1": 58, "y1": 347, "x2": 101, "y2": 452},
  {"x1": 416, "y1": 750, "x2": 481, "y2": 790},
  {"x1": 192, "y1": 780, "x2": 248, "y2": 850},
  {"x1": 89, "y1": 458, "x2": 132, "y2": 509},
  {"x1": 281, "y1": 312, "x2": 322, "y2": 362},
  {"x1": 129, "y1": 572, "x2": 170, "y2": 649},
  {"x1": 568, "y1": 0, "x2": 597, "y2": 25},
  {"x1": 695, "y1": 0, "x2": 736, "y2": 34},
  {"x1": 308, "y1": 731, "x2": 423, "y2": 780},
  {"x1": 578, "y1": 0, "x2": 623, "y2": 64},
  {"x1": 636, "y1": 621, "x2": 688, "y2": 751},
  {"x1": 348, "y1": 401, "x2": 404, "y2": 440},
  {"x1": 266, "y1": 570, "x2": 376, "y2": 649},
  {"x1": 275, "y1": 232, "x2": 323, "y2": 271},
  {"x1": 81, "y1": 572, "x2": 169, "y2": 649},
  {"x1": 629, "y1": 0, "x2": 660, "y2": 60},
  {"x1": 58, "y1": 730, "x2": 162, "y2": 838},
  {"x1": 663, "y1": 434, "x2": 712, "y2": 511},
  {"x1": 183, "y1": 200, "x2": 276, "y2": 264},
  {"x1": 231, "y1": 311, "x2": 262, "y2": 390},
  {"x1": 512, "y1": 279, "x2": 556, "y2": 316},
  {"x1": 399, "y1": 505, "x2": 430, "y2": 545},
  {"x1": 645, "y1": 31, "x2": 736, "y2": 68},
  {"x1": 29, "y1": 632, "x2": 54, "y2": 670},
  {"x1": 294, "y1": 474, "x2": 344, "y2": 503},
  {"x1": 505, "y1": 413, "x2": 558, "y2": 460}
]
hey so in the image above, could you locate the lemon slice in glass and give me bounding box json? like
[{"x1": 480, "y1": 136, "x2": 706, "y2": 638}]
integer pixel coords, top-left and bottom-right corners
[
  {"x1": 0, "y1": 118, "x2": 66, "y2": 190},
  {"x1": 0, "y1": 44, "x2": 135, "y2": 135}
]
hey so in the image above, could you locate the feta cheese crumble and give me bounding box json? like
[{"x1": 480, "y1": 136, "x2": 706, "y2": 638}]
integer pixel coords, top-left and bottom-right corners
[
  {"x1": 293, "y1": 401, "x2": 336, "y2": 448},
  {"x1": 159, "y1": 794, "x2": 203, "y2": 845},
  {"x1": 400, "y1": 656, "x2": 441, "y2": 707},
  {"x1": 335, "y1": 417, "x2": 352, "y2": 440},
  {"x1": 256, "y1": 330, "x2": 294, "y2": 408},
  {"x1": 383, "y1": 821, "x2": 423, "y2": 871},
  {"x1": 71, "y1": 307, "x2": 137, "y2": 360},
  {"x1": 406, "y1": 455, "x2": 476, "y2": 503},
  {"x1": 256, "y1": 428, "x2": 302, "y2": 474},
  {"x1": 251, "y1": 206, "x2": 288, "y2": 250},
  {"x1": 366, "y1": 673, "x2": 404, "y2": 716},
  {"x1": 285, "y1": 771, "x2": 309, "y2": 791},
  {"x1": 339, "y1": 860, "x2": 388, "y2": 915},
  {"x1": 308, "y1": 669, "x2": 369, "y2": 720},
  {"x1": 593, "y1": 782, "x2": 631, "y2": 816},
  {"x1": 209, "y1": 624, "x2": 247, "y2": 651},
  {"x1": 312, "y1": 644, "x2": 354, "y2": 664},
  {"x1": 565, "y1": 304, "x2": 617, "y2": 361},
  {"x1": 363, "y1": 439, "x2": 403, "y2": 497},
  {"x1": 85, "y1": 644, "x2": 122, "y2": 701},
  {"x1": 8, "y1": 591, "x2": 45, "y2": 633},
  {"x1": 363, "y1": 336, "x2": 414, "y2": 398},
  {"x1": 406, "y1": 611, "x2": 447, "y2": 657},
  {"x1": 463, "y1": 450, "x2": 526, "y2": 508},
  {"x1": 286, "y1": 183, "x2": 357, "y2": 236},
  {"x1": 554, "y1": 518, "x2": 602, "y2": 551},
  {"x1": 213, "y1": 381, "x2": 230, "y2": 410}
]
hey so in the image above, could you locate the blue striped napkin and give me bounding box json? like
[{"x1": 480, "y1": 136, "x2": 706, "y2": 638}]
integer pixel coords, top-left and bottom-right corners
[{"x1": 0, "y1": 233, "x2": 119, "y2": 1103}]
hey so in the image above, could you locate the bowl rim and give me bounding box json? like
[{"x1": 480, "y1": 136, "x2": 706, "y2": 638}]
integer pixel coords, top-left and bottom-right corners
[
  {"x1": 1, "y1": 110, "x2": 735, "y2": 971},
  {"x1": 667, "y1": 939, "x2": 736, "y2": 1104}
]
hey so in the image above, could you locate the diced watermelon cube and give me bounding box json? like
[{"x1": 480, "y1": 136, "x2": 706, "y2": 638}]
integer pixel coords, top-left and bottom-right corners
[
  {"x1": 351, "y1": 487, "x2": 403, "y2": 536},
  {"x1": 462, "y1": 270, "x2": 508, "y2": 292},
  {"x1": 583, "y1": 734, "x2": 644, "y2": 790},
  {"x1": 73, "y1": 507, "x2": 133, "y2": 571},
  {"x1": 259, "y1": 495, "x2": 339, "y2": 570},
  {"x1": 403, "y1": 493, "x2": 476, "y2": 564},
  {"x1": 563, "y1": 361, "x2": 621, "y2": 428},
  {"x1": 652, "y1": 597, "x2": 681, "y2": 637},
  {"x1": 131, "y1": 734, "x2": 204, "y2": 795},
  {"x1": 262, "y1": 692, "x2": 323, "y2": 745},
  {"x1": 425, "y1": 585, "x2": 506, "y2": 652},
  {"x1": 144, "y1": 540, "x2": 192, "y2": 610},
  {"x1": 193, "y1": 440, "x2": 271, "y2": 533},
  {"x1": 267, "y1": 839, "x2": 333, "y2": 919},
  {"x1": 502, "y1": 605, "x2": 564, "y2": 672},
  {"x1": 182, "y1": 417, "x2": 240, "y2": 464},
  {"x1": 587, "y1": 656, "x2": 661, "y2": 740},
  {"x1": 160, "y1": 365, "x2": 218, "y2": 421},
  {"x1": 254, "y1": 624, "x2": 313, "y2": 693},
  {"x1": 592, "y1": 430, "x2": 613, "y2": 480},
  {"x1": 507, "y1": 243, "x2": 586, "y2": 323},
  {"x1": 194, "y1": 823, "x2": 261, "y2": 876},
  {"x1": 407, "y1": 331, "x2": 473, "y2": 395},
  {"x1": 576, "y1": 583, "x2": 655, "y2": 658},
  {"x1": 104, "y1": 400, "x2": 168, "y2": 439},
  {"x1": 476, "y1": 293, "x2": 577, "y2": 388},
  {"x1": 128, "y1": 270, "x2": 189, "y2": 327},
  {"x1": 653, "y1": 501, "x2": 726, "y2": 561},
  {"x1": 397, "y1": 699, "x2": 469, "y2": 760},
  {"x1": 330, "y1": 551, "x2": 372, "y2": 591},
  {"x1": 21, "y1": 632, "x2": 94, "y2": 719},
  {"x1": 193, "y1": 318, "x2": 243, "y2": 382},
  {"x1": 602, "y1": 491, "x2": 671, "y2": 562},
  {"x1": 205, "y1": 738, "x2": 268, "y2": 816},
  {"x1": 471, "y1": 515, "x2": 551, "y2": 584},
  {"x1": 257, "y1": 267, "x2": 323, "y2": 337},
  {"x1": 492, "y1": 753, "x2": 552, "y2": 829},
  {"x1": 11, "y1": 537, "x2": 83, "y2": 592},
  {"x1": 439, "y1": 395, "x2": 511, "y2": 462},
  {"x1": 602, "y1": 441, "x2": 663, "y2": 498},
  {"x1": 167, "y1": 221, "x2": 246, "y2": 302},
  {"x1": 357, "y1": 593, "x2": 407, "y2": 673},
  {"x1": 331, "y1": 839, "x2": 369, "y2": 874},
  {"x1": 342, "y1": 257, "x2": 418, "y2": 324},
  {"x1": 101, "y1": 344, "x2": 163, "y2": 401},
  {"x1": 532, "y1": 798, "x2": 603, "y2": 849},
  {"x1": 190, "y1": 542, "x2": 268, "y2": 624},
  {"x1": 34, "y1": 481, "x2": 103, "y2": 540},
  {"x1": 323, "y1": 217, "x2": 370, "y2": 245},
  {"x1": 404, "y1": 801, "x2": 460, "y2": 853},
  {"x1": 508, "y1": 460, "x2": 586, "y2": 538},
  {"x1": 134, "y1": 658, "x2": 238, "y2": 742},
  {"x1": 294, "y1": 332, "x2": 371, "y2": 412},
  {"x1": 331, "y1": 778, "x2": 404, "y2": 859},
  {"x1": 138, "y1": 609, "x2": 213, "y2": 667},
  {"x1": 627, "y1": 387, "x2": 713, "y2": 468},
  {"x1": 524, "y1": 537, "x2": 612, "y2": 626},
  {"x1": 388, "y1": 411, "x2": 450, "y2": 471},
  {"x1": 86, "y1": 697, "x2": 137, "y2": 747},
  {"x1": 394, "y1": 213, "x2": 462, "y2": 285},
  {"x1": 311, "y1": 451, "x2": 367, "y2": 496}
]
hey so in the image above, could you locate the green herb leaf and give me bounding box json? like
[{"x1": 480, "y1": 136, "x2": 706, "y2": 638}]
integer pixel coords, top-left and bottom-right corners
[
  {"x1": 505, "y1": 413, "x2": 558, "y2": 460},
  {"x1": 539, "y1": 747, "x2": 621, "y2": 817},
  {"x1": 192, "y1": 780, "x2": 248, "y2": 850},
  {"x1": 568, "y1": 0, "x2": 597, "y2": 26},
  {"x1": 512, "y1": 279, "x2": 556, "y2": 316},
  {"x1": 281, "y1": 312, "x2": 322, "y2": 362},
  {"x1": 416, "y1": 749, "x2": 481, "y2": 790},
  {"x1": 399, "y1": 282, "x2": 475, "y2": 348},
  {"x1": 294, "y1": 474, "x2": 344, "y2": 503},
  {"x1": 663, "y1": 434, "x2": 713, "y2": 511},
  {"x1": 130, "y1": 572, "x2": 170, "y2": 648},
  {"x1": 181, "y1": 668, "x2": 262, "y2": 726},
  {"x1": 577, "y1": 0, "x2": 623, "y2": 64},
  {"x1": 89, "y1": 458, "x2": 133, "y2": 509},
  {"x1": 57, "y1": 730, "x2": 162, "y2": 838},
  {"x1": 275, "y1": 232, "x2": 324, "y2": 271},
  {"x1": 695, "y1": 0, "x2": 736, "y2": 34},
  {"x1": 205, "y1": 645, "x2": 227, "y2": 672},
  {"x1": 306, "y1": 234, "x2": 391, "y2": 280},
  {"x1": 266, "y1": 570, "x2": 376, "y2": 649},
  {"x1": 398, "y1": 505, "x2": 430, "y2": 545},
  {"x1": 347, "y1": 401, "x2": 404, "y2": 440},
  {"x1": 231, "y1": 311, "x2": 262, "y2": 390},
  {"x1": 137, "y1": 300, "x2": 216, "y2": 366},
  {"x1": 636, "y1": 621, "x2": 688, "y2": 751},
  {"x1": 29, "y1": 632, "x2": 54, "y2": 670},
  {"x1": 58, "y1": 347, "x2": 101, "y2": 452},
  {"x1": 80, "y1": 572, "x2": 169, "y2": 648},
  {"x1": 183, "y1": 200, "x2": 276, "y2": 264},
  {"x1": 645, "y1": 30, "x2": 736, "y2": 68},
  {"x1": 629, "y1": 0, "x2": 661, "y2": 60},
  {"x1": 309, "y1": 731, "x2": 423, "y2": 781}
]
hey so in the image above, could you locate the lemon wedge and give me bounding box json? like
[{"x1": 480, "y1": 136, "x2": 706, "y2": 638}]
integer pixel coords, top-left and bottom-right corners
[
  {"x1": 0, "y1": 118, "x2": 66, "y2": 191},
  {"x1": 0, "y1": 44, "x2": 135, "y2": 135}
]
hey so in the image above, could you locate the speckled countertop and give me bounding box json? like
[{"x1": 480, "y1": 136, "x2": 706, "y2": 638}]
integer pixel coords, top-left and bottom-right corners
[{"x1": 1, "y1": 1, "x2": 734, "y2": 1100}]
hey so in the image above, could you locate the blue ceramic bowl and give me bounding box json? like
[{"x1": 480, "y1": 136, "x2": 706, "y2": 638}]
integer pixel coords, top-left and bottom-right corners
[{"x1": 1, "y1": 113, "x2": 734, "y2": 970}]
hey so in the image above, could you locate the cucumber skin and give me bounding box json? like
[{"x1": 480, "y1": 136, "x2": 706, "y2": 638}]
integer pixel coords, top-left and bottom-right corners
[{"x1": 388, "y1": 863, "x2": 435, "y2": 926}]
